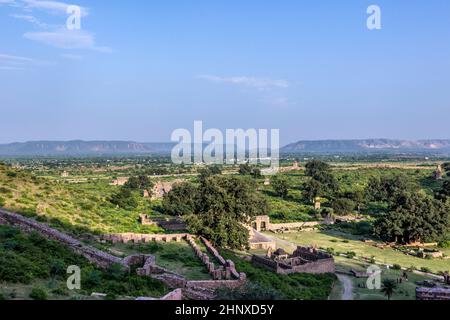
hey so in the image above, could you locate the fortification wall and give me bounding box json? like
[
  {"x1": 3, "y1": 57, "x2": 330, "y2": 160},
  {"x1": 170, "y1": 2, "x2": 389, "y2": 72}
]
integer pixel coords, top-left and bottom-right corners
[
  {"x1": 268, "y1": 221, "x2": 320, "y2": 231},
  {"x1": 102, "y1": 233, "x2": 188, "y2": 243},
  {"x1": 187, "y1": 236, "x2": 242, "y2": 280},
  {"x1": 186, "y1": 278, "x2": 246, "y2": 290},
  {"x1": 279, "y1": 258, "x2": 335, "y2": 275},
  {"x1": 0, "y1": 209, "x2": 123, "y2": 269}
]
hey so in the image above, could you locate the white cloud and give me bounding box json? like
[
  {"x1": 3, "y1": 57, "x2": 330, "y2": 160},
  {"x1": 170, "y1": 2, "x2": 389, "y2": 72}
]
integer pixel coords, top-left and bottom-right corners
[
  {"x1": 24, "y1": 29, "x2": 112, "y2": 52},
  {"x1": 10, "y1": 13, "x2": 48, "y2": 27},
  {"x1": 21, "y1": 0, "x2": 88, "y2": 16},
  {"x1": 61, "y1": 53, "x2": 82, "y2": 60},
  {"x1": 0, "y1": 53, "x2": 35, "y2": 70},
  {"x1": 197, "y1": 75, "x2": 289, "y2": 90}
]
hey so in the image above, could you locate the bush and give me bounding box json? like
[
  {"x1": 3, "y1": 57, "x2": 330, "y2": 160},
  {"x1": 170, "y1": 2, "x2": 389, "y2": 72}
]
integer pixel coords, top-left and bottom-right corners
[
  {"x1": 420, "y1": 267, "x2": 432, "y2": 273},
  {"x1": 0, "y1": 196, "x2": 5, "y2": 207},
  {"x1": 392, "y1": 264, "x2": 402, "y2": 270},
  {"x1": 0, "y1": 292, "x2": 5, "y2": 300},
  {"x1": 6, "y1": 171, "x2": 17, "y2": 178},
  {"x1": 438, "y1": 240, "x2": 450, "y2": 248},
  {"x1": 52, "y1": 287, "x2": 69, "y2": 296},
  {"x1": 29, "y1": 287, "x2": 48, "y2": 300},
  {"x1": 332, "y1": 198, "x2": 355, "y2": 216}
]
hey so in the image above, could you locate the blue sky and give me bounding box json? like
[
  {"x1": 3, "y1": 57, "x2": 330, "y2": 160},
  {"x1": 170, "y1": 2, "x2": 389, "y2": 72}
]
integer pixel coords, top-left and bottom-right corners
[{"x1": 0, "y1": 0, "x2": 449, "y2": 145}]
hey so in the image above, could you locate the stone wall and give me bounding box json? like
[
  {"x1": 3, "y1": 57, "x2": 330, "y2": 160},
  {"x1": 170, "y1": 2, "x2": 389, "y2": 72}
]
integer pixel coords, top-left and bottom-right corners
[
  {"x1": 279, "y1": 257, "x2": 335, "y2": 275},
  {"x1": 105, "y1": 232, "x2": 247, "y2": 298},
  {"x1": 135, "y1": 288, "x2": 183, "y2": 301},
  {"x1": 251, "y1": 246, "x2": 335, "y2": 275},
  {"x1": 186, "y1": 235, "x2": 242, "y2": 281},
  {"x1": 251, "y1": 215, "x2": 322, "y2": 233},
  {"x1": 102, "y1": 233, "x2": 189, "y2": 243},
  {"x1": 0, "y1": 209, "x2": 124, "y2": 270},
  {"x1": 186, "y1": 278, "x2": 246, "y2": 291}
]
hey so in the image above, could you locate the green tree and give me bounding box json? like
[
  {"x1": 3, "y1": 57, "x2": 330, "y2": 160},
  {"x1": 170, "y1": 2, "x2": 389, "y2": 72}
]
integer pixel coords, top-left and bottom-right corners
[
  {"x1": 381, "y1": 279, "x2": 397, "y2": 300},
  {"x1": 163, "y1": 176, "x2": 269, "y2": 249},
  {"x1": 436, "y1": 180, "x2": 450, "y2": 200},
  {"x1": 366, "y1": 174, "x2": 417, "y2": 204},
  {"x1": 251, "y1": 168, "x2": 262, "y2": 179},
  {"x1": 124, "y1": 175, "x2": 153, "y2": 191},
  {"x1": 271, "y1": 175, "x2": 289, "y2": 198},
  {"x1": 109, "y1": 188, "x2": 138, "y2": 210},
  {"x1": 303, "y1": 160, "x2": 339, "y2": 198},
  {"x1": 303, "y1": 179, "x2": 325, "y2": 203},
  {"x1": 374, "y1": 193, "x2": 450, "y2": 244},
  {"x1": 162, "y1": 182, "x2": 198, "y2": 216},
  {"x1": 239, "y1": 163, "x2": 252, "y2": 175},
  {"x1": 331, "y1": 198, "x2": 355, "y2": 215},
  {"x1": 305, "y1": 160, "x2": 331, "y2": 177}
]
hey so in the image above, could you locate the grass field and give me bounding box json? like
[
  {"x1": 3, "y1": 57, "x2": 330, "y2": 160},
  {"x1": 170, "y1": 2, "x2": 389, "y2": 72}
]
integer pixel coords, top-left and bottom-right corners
[
  {"x1": 335, "y1": 257, "x2": 433, "y2": 300},
  {"x1": 265, "y1": 230, "x2": 450, "y2": 274}
]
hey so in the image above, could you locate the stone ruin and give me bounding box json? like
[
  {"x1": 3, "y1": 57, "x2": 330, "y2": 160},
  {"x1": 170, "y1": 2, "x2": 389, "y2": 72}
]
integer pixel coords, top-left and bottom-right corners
[
  {"x1": 101, "y1": 232, "x2": 247, "y2": 299},
  {"x1": 251, "y1": 246, "x2": 335, "y2": 275},
  {"x1": 435, "y1": 164, "x2": 443, "y2": 180},
  {"x1": 186, "y1": 236, "x2": 245, "y2": 281},
  {"x1": 0, "y1": 208, "x2": 124, "y2": 270},
  {"x1": 139, "y1": 213, "x2": 187, "y2": 231},
  {"x1": 250, "y1": 215, "x2": 324, "y2": 233},
  {"x1": 0, "y1": 209, "x2": 246, "y2": 300}
]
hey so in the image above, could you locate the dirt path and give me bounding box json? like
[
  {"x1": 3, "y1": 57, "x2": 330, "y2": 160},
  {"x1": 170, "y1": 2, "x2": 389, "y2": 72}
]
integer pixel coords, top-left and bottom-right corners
[{"x1": 336, "y1": 273, "x2": 354, "y2": 300}]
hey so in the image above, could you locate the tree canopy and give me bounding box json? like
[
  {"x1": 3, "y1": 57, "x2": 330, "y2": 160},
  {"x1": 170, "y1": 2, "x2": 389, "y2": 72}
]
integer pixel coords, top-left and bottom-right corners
[
  {"x1": 374, "y1": 192, "x2": 450, "y2": 244},
  {"x1": 302, "y1": 160, "x2": 338, "y2": 201},
  {"x1": 365, "y1": 174, "x2": 417, "y2": 204},
  {"x1": 162, "y1": 175, "x2": 269, "y2": 249},
  {"x1": 271, "y1": 175, "x2": 289, "y2": 199},
  {"x1": 124, "y1": 175, "x2": 153, "y2": 191},
  {"x1": 331, "y1": 198, "x2": 355, "y2": 216}
]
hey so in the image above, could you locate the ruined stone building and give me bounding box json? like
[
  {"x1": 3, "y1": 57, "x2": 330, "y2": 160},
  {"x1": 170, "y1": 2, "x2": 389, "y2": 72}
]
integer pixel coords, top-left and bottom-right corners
[
  {"x1": 151, "y1": 180, "x2": 184, "y2": 200},
  {"x1": 251, "y1": 246, "x2": 335, "y2": 274}
]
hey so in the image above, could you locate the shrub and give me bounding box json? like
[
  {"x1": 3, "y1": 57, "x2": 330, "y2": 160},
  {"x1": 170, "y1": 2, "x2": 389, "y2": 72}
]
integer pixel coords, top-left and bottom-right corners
[
  {"x1": 0, "y1": 196, "x2": 5, "y2": 207},
  {"x1": 0, "y1": 292, "x2": 5, "y2": 300},
  {"x1": 332, "y1": 198, "x2": 355, "y2": 215},
  {"x1": 6, "y1": 171, "x2": 17, "y2": 178},
  {"x1": 392, "y1": 264, "x2": 402, "y2": 270},
  {"x1": 30, "y1": 287, "x2": 48, "y2": 300},
  {"x1": 52, "y1": 287, "x2": 69, "y2": 296},
  {"x1": 420, "y1": 267, "x2": 431, "y2": 273}
]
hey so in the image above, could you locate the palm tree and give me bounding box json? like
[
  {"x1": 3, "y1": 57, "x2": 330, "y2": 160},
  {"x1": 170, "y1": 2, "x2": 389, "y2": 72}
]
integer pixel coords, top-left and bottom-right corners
[{"x1": 381, "y1": 279, "x2": 397, "y2": 300}]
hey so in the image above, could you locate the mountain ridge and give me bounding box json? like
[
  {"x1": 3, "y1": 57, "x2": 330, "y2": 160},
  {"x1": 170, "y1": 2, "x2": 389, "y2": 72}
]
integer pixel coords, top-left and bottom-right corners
[{"x1": 0, "y1": 139, "x2": 450, "y2": 156}]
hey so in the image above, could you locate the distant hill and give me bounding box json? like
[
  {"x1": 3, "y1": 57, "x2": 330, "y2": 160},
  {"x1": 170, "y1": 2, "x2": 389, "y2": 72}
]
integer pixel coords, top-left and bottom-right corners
[
  {"x1": 1, "y1": 139, "x2": 450, "y2": 156},
  {"x1": 281, "y1": 139, "x2": 450, "y2": 154},
  {"x1": 0, "y1": 141, "x2": 175, "y2": 156}
]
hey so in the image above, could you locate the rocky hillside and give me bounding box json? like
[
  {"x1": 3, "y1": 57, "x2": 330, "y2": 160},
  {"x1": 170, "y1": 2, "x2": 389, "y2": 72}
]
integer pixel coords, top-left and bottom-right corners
[
  {"x1": 281, "y1": 139, "x2": 450, "y2": 154},
  {"x1": 0, "y1": 141, "x2": 174, "y2": 156}
]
